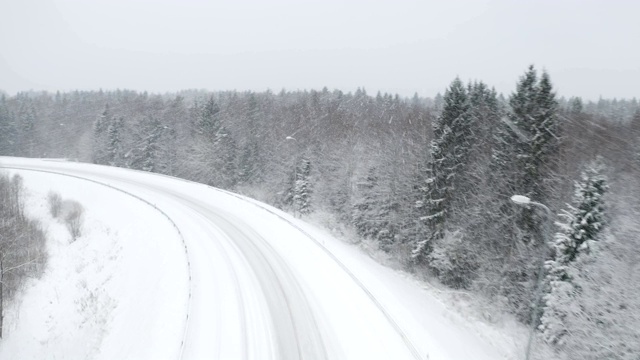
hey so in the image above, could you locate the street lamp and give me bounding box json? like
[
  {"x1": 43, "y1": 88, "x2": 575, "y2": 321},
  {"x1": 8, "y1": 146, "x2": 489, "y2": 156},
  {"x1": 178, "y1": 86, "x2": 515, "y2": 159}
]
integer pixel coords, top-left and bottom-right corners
[{"x1": 510, "y1": 194, "x2": 552, "y2": 360}]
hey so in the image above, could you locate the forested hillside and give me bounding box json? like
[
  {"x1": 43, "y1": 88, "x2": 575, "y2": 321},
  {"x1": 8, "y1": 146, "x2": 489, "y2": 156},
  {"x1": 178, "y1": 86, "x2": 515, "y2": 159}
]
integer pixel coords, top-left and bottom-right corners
[{"x1": 1, "y1": 66, "x2": 639, "y2": 359}]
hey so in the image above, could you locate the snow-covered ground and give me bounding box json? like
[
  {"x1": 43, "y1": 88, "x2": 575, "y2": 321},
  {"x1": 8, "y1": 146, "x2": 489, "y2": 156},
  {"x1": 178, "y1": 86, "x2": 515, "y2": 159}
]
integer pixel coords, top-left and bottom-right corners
[
  {"x1": 0, "y1": 163, "x2": 188, "y2": 359},
  {"x1": 0, "y1": 157, "x2": 523, "y2": 359}
]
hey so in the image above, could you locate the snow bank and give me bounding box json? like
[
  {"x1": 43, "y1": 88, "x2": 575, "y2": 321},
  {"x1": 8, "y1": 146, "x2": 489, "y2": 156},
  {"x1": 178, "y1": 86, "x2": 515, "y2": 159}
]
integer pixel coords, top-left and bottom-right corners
[{"x1": 0, "y1": 170, "x2": 188, "y2": 359}]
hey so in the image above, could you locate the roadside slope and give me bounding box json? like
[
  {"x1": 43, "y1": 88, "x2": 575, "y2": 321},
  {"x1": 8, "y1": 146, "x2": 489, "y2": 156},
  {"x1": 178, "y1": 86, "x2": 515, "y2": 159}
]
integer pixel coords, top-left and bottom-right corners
[{"x1": 0, "y1": 169, "x2": 188, "y2": 360}]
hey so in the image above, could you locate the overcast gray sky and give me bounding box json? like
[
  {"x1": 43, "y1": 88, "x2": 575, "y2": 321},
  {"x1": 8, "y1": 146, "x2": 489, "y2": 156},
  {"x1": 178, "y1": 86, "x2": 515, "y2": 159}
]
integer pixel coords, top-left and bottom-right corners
[{"x1": 1, "y1": 0, "x2": 638, "y2": 100}]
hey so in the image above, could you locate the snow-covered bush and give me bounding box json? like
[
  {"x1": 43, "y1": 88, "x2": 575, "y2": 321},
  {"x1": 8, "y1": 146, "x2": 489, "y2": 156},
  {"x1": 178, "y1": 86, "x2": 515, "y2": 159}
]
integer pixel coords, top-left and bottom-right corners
[
  {"x1": 62, "y1": 200, "x2": 84, "y2": 242},
  {"x1": 47, "y1": 191, "x2": 62, "y2": 218},
  {"x1": 428, "y1": 230, "x2": 478, "y2": 289}
]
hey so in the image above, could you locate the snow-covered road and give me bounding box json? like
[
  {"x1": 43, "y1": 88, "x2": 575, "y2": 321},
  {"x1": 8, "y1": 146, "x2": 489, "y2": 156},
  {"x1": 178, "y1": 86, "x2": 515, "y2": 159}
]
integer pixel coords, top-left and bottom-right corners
[{"x1": 0, "y1": 158, "x2": 508, "y2": 360}]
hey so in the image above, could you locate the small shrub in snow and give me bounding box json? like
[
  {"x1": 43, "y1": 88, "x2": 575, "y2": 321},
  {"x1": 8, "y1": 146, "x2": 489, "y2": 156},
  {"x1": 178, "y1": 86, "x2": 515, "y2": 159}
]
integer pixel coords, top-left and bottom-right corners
[
  {"x1": 47, "y1": 191, "x2": 62, "y2": 218},
  {"x1": 62, "y1": 200, "x2": 84, "y2": 242}
]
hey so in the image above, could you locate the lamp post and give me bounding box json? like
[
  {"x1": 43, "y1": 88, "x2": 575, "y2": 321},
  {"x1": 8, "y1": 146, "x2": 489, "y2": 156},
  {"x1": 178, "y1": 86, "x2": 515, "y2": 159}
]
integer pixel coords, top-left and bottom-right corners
[{"x1": 510, "y1": 195, "x2": 552, "y2": 360}]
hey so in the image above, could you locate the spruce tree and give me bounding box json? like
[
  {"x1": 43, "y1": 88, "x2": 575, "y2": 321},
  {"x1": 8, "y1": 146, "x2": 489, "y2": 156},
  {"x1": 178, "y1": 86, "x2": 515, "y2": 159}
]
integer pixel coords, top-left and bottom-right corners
[
  {"x1": 106, "y1": 116, "x2": 125, "y2": 167},
  {"x1": 540, "y1": 160, "x2": 608, "y2": 346},
  {"x1": 240, "y1": 93, "x2": 263, "y2": 184},
  {"x1": 189, "y1": 97, "x2": 238, "y2": 188},
  {"x1": 352, "y1": 167, "x2": 382, "y2": 239},
  {"x1": 92, "y1": 104, "x2": 111, "y2": 164},
  {"x1": 293, "y1": 157, "x2": 312, "y2": 215},
  {"x1": 218, "y1": 129, "x2": 238, "y2": 189},
  {"x1": 504, "y1": 66, "x2": 560, "y2": 209},
  {"x1": 412, "y1": 77, "x2": 471, "y2": 262},
  {"x1": 0, "y1": 96, "x2": 17, "y2": 155},
  {"x1": 488, "y1": 66, "x2": 561, "y2": 321},
  {"x1": 237, "y1": 142, "x2": 259, "y2": 185},
  {"x1": 196, "y1": 97, "x2": 222, "y2": 138},
  {"x1": 17, "y1": 100, "x2": 37, "y2": 157},
  {"x1": 128, "y1": 116, "x2": 163, "y2": 172}
]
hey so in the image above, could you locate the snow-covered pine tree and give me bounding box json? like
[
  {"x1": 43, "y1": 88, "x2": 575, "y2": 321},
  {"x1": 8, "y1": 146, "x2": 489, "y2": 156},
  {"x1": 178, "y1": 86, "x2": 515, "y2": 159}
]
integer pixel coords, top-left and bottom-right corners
[
  {"x1": 92, "y1": 104, "x2": 111, "y2": 164},
  {"x1": 106, "y1": 115, "x2": 125, "y2": 167},
  {"x1": 218, "y1": 128, "x2": 238, "y2": 189},
  {"x1": 0, "y1": 96, "x2": 17, "y2": 155},
  {"x1": 188, "y1": 97, "x2": 238, "y2": 188},
  {"x1": 509, "y1": 66, "x2": 560, "y2": 239},
  {"x1": 631, "y1": 108, "x2": 640, "y2": 135},
  {"x1": 196, "y1": 96, "x2": 223, "y2": 138},
  {"x1": 412, "y1": 77, "x2": 471, "y2": 262},
  {"x1": 293, "y1": 157, "x2": 312, "y2": 216},
  {"x1": 128, "y1": 116, "x2": 163, "y2": 172},
  {"x1": 528, "y1": 71, "x2": 560, "y2": 199},
  {"x1": 487, "y1": 66, "x2": 561, "y2": 321},
  {"x1": 237, "y1": 142, "x2": 259, "y2": 185},
  {"x1": 160, "y1": 95, "x2": 188, "y2": 176},
  {"x1": 540, "y1": 159, "x2": 608, "y2": 346},
  {"x1": 238, "y1": 93, "x2": 263, "y2": 185},
  {"x1": 352, "y1": 167, "x2": 382, "y2": 239},
  {"x1": 440, "y1": 82, "x2": 501, "y2": 287},
  {"x1": 631, "y1": 109, "x2": 640, "y2": 164},
  {"x1": 17, "y1": 99, "x2": 37, "y2": 157}
]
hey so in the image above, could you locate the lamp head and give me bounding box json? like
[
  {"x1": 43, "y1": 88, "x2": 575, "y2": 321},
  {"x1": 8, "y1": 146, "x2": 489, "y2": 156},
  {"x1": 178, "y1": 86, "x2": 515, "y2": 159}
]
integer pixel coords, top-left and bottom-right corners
[{"x1": 511, "y1": 195, "x2": 531, "y2": 205}]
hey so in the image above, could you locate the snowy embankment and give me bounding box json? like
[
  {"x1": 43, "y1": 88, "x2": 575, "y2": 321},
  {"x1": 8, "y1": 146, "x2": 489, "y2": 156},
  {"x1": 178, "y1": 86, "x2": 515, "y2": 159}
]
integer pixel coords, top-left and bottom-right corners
[
  {"x1": 0, "y1": 157, "x2": 518, "y2": 360},
  {"x1": 0, "y1": 166, "x2": 188, "y2": 359}
]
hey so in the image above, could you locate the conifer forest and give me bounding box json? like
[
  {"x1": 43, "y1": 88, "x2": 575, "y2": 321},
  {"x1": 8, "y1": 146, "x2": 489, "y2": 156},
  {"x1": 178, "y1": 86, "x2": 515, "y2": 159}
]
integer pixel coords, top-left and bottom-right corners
[{"x1": 1, "y1": 66, "x2": 639, "y2": 359}]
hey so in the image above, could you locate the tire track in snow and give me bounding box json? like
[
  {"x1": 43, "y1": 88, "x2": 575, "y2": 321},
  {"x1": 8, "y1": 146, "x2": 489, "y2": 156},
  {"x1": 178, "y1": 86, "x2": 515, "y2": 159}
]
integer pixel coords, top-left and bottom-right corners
[
  {"x1": 215, "y1": 189, "x2": 425, "y2": 360},
  {"x1": 183, "y1": 207, "x2": 252, "y2": 360},
  {"x1": 117, "y1": 178, "x2": 329, "y2": 360},
  {"x1": 185, "y1": 201, "x2": 329, "y2": 360}
]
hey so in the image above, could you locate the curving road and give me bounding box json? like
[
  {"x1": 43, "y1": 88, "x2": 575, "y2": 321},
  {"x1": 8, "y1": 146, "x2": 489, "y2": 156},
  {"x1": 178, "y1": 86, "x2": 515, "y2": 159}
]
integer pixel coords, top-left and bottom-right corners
[{"x1": 1, "y1": 158, "x2": 424, "y2": 360}]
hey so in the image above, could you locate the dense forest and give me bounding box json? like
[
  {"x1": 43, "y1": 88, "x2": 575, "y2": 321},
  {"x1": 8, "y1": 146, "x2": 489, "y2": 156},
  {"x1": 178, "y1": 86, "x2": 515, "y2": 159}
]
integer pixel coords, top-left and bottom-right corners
[{"x1": 1, "y1": 66, "x2": 639, "y2": 359}]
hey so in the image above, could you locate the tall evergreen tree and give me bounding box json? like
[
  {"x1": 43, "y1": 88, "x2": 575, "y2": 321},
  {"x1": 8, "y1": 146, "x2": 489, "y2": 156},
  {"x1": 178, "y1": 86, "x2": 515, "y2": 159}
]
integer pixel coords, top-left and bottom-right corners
[
  {"x1": 160, "y1": 95, "x2": 188, "y2": 176},
  {"x1": 412, "y1": 78, "x2": 471, "y2": 262},
  {"x1": 17, "y1": 99, "x2": 37, "y2": 157},
  {"x1": 218, "y1": 129, "x2": 238, "y2": 189},
  {"x1": 503, "y1": 66, "x2": 560, "y2": 206},
  {"x1": 188, "y1": 97, "x2": 237, "y2": 187},
  {"x1": 128, "y1": 116, "x2": 164, "y2": 172},
  {"x1": 239, "y1": 93, "x2": 263, "y2": 184},
  {"x1": 238, "y1": 142, "x2": 259, "y2": 185},
  {"x1": 540, "y1": 160, "x2": 608, "y2": 345},
  {"x1": 92, "y1": 104, "x2": 111, "y2": 164},
  {"x1": 106, "y1": 116, "x2": 125, "y2": 167},
  {"x1": 293, "y1": 157, "x2": 312, "y2": 216},
  {"x1": 195, "y1": 97, "x2": 222, "y2": 138},
  {"x1": 352, "y1": 167, "x2": 382, "y2": 239},
  {"x1": 487, "y1": 66, "x2": 561, "y2": 321},
  {"x1": 0, "y1": 96, "x2": 17, "y2": 155}
]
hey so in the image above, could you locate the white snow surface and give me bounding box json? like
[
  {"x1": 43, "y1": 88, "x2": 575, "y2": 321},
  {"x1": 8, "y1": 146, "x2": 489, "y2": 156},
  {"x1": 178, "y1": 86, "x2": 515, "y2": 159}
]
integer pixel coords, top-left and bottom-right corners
[{"x1": 0, "y1": 157, "x2": 512, "y2": 360}]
